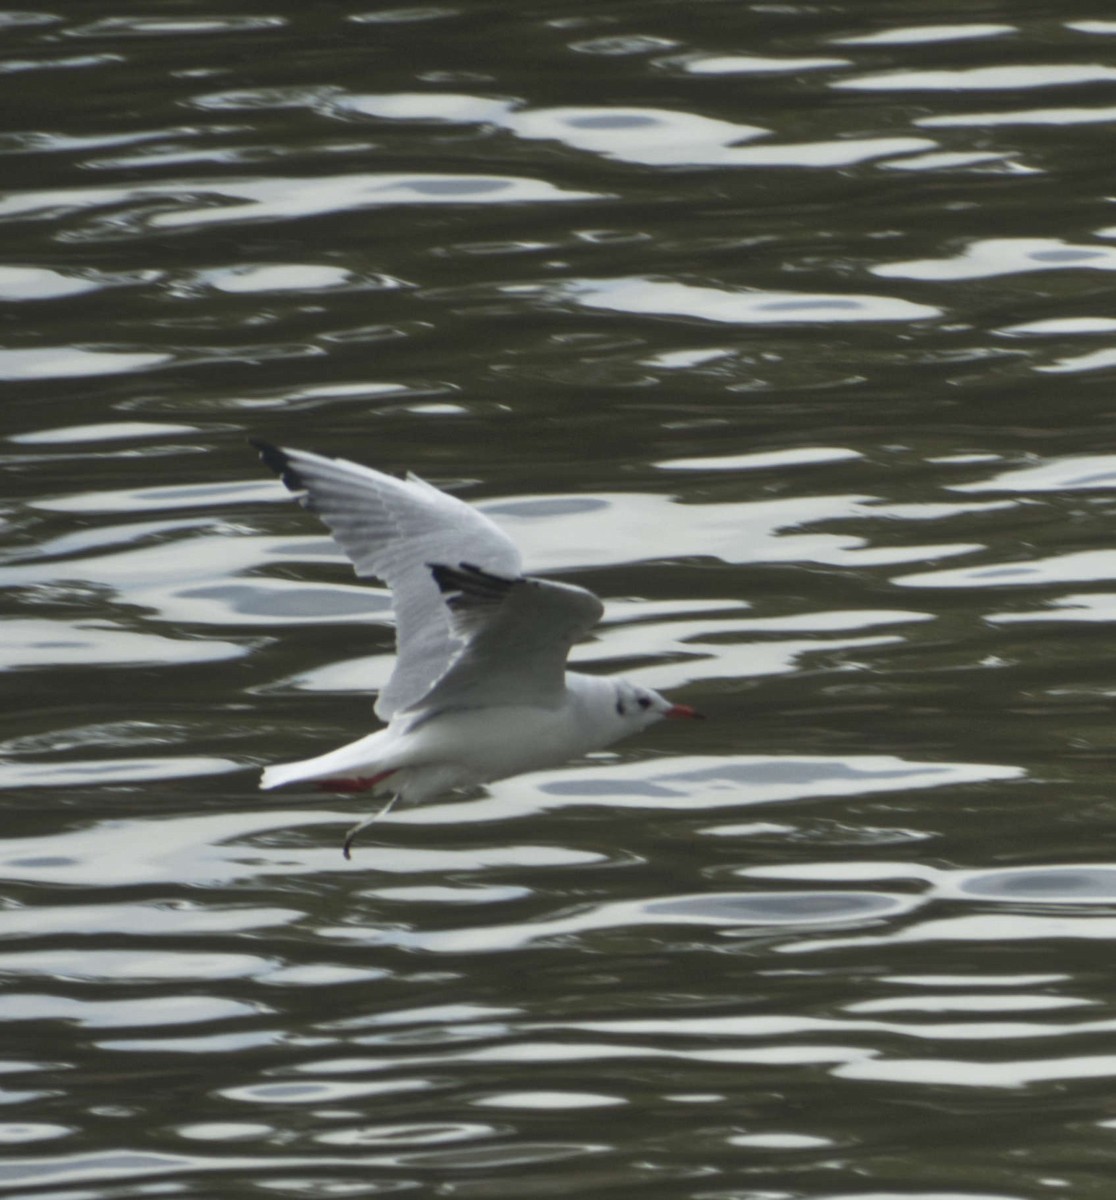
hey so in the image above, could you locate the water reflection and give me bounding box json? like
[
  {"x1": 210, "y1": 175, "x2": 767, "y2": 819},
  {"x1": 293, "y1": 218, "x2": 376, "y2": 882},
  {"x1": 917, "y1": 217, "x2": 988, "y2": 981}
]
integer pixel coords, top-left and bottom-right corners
[
  {"x1": 678, "y1": 52, "x2": 851, "y2": 75},
  {"x1": 923, "y1": 102, "x2": 1116, "y2": 127},
  {"x1": 833, "y1": 23, "x2": 1016, "y2": 45},
  {"x1": 567, "y1": 276, "x2": 942, "y2": 324},
  {"x1": 872, "y1": 237, "x2": 1116, "y2": 281},
  {"x1": 0, "y1": 618, "x2": 245, "y2": 669},
  {"x1": 0, "y1": 265, "x2": 101, "y2": 299},
  {"x1": 10, "y1": 420, "x2": 199, "y2": 444},
  {"x1": 311, "y1": 91, "x2": 934, "y2": 170},
  {"x1": 6, "y1": 1, "x2": 1116, "y2": 1197},
  {"x1": 534, "y1": 753, "x2": 1021, "y2": 812},
  {"x1": 0, "y1": 173, "x2": 601, "y2": 235},
  {"x1": 744, "y1": 864, "x2": 1116, "y2": 907},
  {"x1": 0, "y1": 347, "x2": 169, "y2": 380},
  {"x1": 951, "y1": 866, "x2": 1116, "y2": 903},
  {"x1": 835, "y1": 64, "x2": 1116, "y2": 91}
]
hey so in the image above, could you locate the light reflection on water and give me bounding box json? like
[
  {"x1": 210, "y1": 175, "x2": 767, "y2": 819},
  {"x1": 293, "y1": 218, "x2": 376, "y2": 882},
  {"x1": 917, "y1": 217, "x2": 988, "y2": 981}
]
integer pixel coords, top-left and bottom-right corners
[{"x1": 6, "y1": 1, "x2": 1116, "y2": 1198}]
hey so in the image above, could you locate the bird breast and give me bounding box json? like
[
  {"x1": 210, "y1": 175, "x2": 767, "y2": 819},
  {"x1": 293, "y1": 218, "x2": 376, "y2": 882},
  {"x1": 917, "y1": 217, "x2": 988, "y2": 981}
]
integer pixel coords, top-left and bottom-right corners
[{"x1": 397, "y1": 698, "x2": 619, "y2": 784}]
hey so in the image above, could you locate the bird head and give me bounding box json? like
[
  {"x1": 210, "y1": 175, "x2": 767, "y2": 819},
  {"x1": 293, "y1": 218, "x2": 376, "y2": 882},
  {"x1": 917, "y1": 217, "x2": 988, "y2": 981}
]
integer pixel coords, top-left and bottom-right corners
[{"x1": 613, "y1": 681, "x2": 704, "y2": 729}]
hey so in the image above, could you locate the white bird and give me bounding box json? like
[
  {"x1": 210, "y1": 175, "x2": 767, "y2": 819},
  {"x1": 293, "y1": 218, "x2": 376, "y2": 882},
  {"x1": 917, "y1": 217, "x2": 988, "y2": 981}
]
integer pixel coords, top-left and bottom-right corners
[{"x1": 251, "y1": 440, "x2": 703, "y2": 857}]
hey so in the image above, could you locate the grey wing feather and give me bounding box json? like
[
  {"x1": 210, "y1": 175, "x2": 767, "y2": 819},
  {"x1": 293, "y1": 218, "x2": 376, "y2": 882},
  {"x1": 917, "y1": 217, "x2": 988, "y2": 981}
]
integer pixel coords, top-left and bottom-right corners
[
  {"x1": 419, "y1": 561, "x2": 605, "y2": 711},
  {"x1": 252, "y1": 440, "x2": 522, "y2": 717}
]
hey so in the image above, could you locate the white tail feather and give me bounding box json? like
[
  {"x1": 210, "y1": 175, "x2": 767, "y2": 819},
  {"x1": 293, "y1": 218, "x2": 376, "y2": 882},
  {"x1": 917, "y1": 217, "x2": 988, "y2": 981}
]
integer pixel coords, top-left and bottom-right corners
[{"x1": 258, "y1": 728, "x2": 394, "y2": 790}]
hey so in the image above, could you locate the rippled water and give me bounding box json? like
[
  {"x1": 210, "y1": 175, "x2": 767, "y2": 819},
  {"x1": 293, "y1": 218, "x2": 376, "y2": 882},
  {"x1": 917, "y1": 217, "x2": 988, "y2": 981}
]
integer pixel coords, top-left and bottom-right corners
[{"x1": 6, "y1": 2, "x2": 1116, "y2": 1197}]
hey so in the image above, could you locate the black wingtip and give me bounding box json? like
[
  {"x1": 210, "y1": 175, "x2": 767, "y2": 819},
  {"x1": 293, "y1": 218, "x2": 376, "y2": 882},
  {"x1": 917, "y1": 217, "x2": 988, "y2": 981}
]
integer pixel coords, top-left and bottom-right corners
[
  {"x1": 428, "y1": 562, "x2": 455, "y2": 594},
  {"x1": 428, "y1": 561, "x2": 516, "y2": 602},
  {"x1": 249, "y1": 438, "x2": 305, "y2": 494}
]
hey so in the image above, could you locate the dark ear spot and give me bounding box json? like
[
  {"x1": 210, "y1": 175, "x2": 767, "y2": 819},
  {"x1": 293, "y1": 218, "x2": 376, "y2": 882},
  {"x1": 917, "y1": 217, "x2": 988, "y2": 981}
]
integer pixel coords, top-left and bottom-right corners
[{"x1": 615, "y1": 698, "x2": 626, "y2": 716}]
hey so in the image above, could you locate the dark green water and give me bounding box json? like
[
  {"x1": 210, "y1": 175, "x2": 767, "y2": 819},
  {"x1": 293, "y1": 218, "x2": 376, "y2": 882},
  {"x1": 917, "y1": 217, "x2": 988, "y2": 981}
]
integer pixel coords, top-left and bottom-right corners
[{"x1": 5, "y1": 2, "x2": 1116, "y2": 1197}]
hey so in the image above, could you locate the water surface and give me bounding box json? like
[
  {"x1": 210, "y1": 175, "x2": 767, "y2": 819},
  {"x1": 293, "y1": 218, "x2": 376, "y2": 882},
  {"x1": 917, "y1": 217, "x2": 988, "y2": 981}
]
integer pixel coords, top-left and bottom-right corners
[{"x1": 4, "y1": 2, "x2": 1116, "y2": 1197}]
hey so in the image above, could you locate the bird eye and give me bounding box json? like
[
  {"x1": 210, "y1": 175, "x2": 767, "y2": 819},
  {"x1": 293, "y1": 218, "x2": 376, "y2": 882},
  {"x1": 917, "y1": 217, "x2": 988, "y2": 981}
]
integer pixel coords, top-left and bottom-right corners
[{"x1": 637, "y1": 696, "x2": 652, "y2": 710}]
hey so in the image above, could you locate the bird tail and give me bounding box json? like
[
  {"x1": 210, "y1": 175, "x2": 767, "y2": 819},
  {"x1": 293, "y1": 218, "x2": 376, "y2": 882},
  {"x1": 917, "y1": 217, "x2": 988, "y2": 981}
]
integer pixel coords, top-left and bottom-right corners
[
  {"x1": 259, "y1": 760, "x2": 320, "y2": 790},
  {"x1": 258, "y1": 729, "x2": 395, "y2": 791}
]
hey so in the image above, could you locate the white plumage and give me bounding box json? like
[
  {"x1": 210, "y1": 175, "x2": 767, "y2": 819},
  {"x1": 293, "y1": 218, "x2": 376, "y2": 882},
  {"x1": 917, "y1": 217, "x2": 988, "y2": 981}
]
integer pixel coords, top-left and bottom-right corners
[{"x1": 251, "y1": 440, "x2": 702, "y2": 857}]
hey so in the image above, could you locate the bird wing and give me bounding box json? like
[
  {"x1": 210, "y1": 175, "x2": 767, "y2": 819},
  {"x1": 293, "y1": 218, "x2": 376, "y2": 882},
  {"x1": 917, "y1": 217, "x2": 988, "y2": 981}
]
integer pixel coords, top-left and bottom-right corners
[
  {"x1": 252, "y1": 440, "x2": 522, "y2": 718},
  {"x1": 416, "y1": 561, "x2": 604, "y2": 712}
]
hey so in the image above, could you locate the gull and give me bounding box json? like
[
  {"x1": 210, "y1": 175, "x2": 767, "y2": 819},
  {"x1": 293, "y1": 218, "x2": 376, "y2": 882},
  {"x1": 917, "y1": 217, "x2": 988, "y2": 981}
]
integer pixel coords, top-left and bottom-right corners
[{"x1": 251, "y1": 440, "x2": 703, "y2": 857}]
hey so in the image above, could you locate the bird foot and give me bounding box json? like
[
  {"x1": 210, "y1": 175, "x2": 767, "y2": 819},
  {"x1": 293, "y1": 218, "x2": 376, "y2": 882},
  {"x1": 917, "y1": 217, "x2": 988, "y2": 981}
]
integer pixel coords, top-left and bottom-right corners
[{"x1": 342, "y1": 791, "x2": 402, "y2": 860}]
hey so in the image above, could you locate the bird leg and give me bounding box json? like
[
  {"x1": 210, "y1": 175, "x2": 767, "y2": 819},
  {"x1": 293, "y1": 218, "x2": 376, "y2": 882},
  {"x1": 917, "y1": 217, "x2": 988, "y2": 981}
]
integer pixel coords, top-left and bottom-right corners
[{"x1": 342, "y1": 791, "x2": 402, "y2": 861}]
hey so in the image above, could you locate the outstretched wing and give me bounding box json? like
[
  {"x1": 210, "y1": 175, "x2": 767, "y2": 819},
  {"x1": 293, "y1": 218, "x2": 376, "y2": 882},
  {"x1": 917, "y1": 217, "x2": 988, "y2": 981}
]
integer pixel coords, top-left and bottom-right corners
[
  {"x1": 418, "y1": 561, "x2": 604, "y2": 712},
  {"x1": 251, "y1": 441, "x2": 522, "y2": 718}
]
